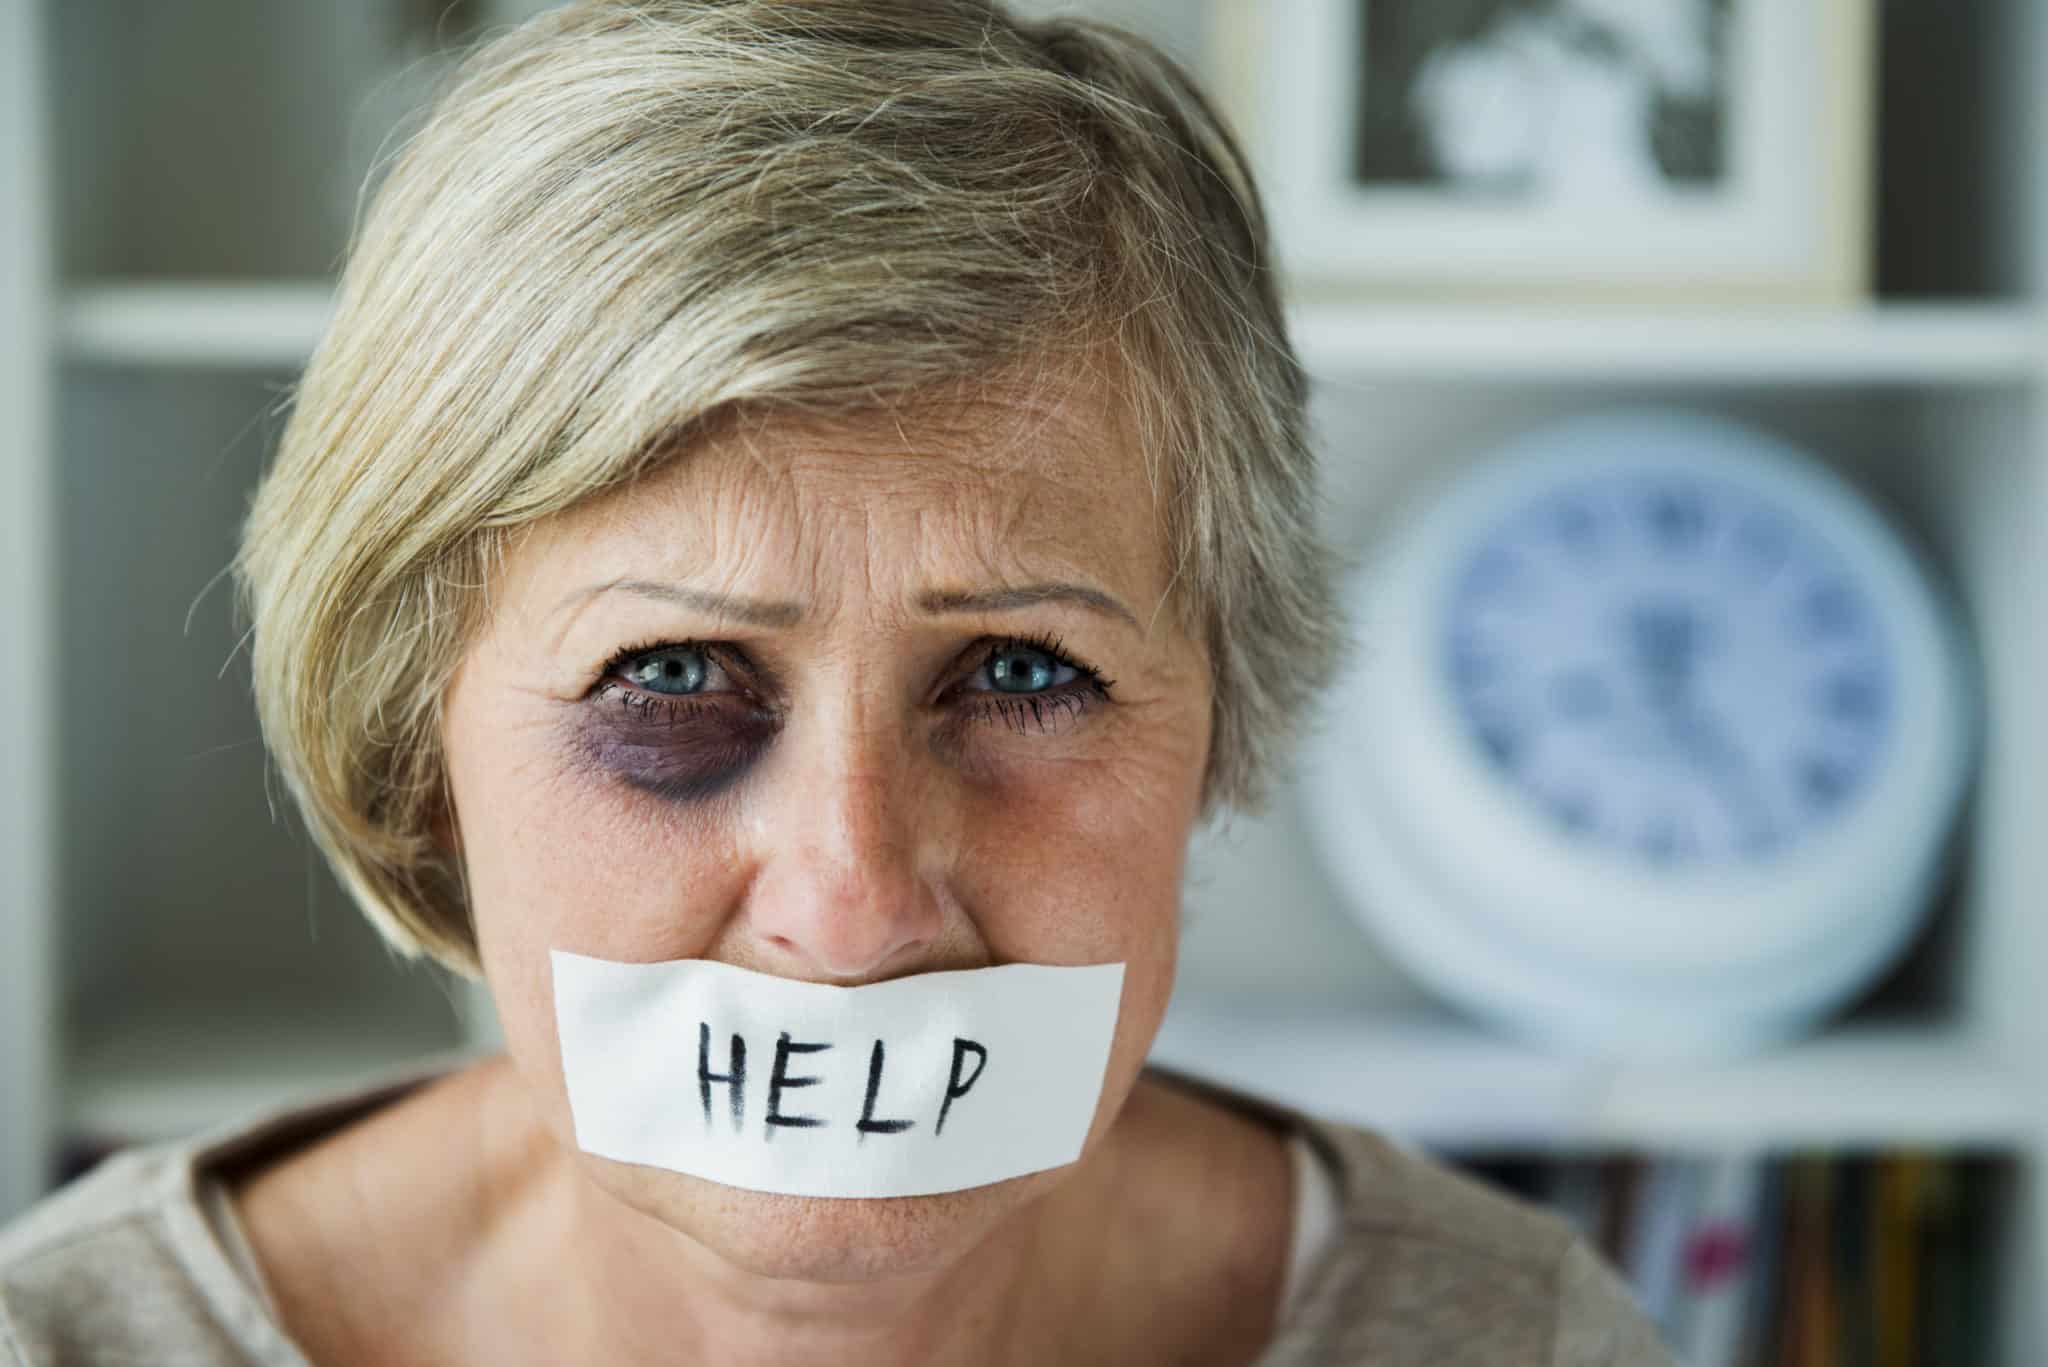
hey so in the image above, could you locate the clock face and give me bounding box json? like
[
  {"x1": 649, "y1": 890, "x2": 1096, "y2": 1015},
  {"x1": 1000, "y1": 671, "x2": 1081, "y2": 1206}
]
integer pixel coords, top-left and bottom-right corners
[{"x1": 1443, "y1": 468, "x2": 1896, "y2": 869}]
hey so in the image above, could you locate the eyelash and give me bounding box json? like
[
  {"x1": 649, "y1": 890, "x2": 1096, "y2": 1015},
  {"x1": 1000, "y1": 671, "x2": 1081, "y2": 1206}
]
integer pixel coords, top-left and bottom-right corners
[{"x1": 588, "y1": 630, "x2": 1116, "y2": 737}]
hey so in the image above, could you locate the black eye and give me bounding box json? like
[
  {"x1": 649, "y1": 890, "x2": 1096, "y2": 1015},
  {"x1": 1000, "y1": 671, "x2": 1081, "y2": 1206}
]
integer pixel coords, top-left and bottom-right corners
[
  {"x1": 985, "y1": 642, "x2": 1076, "y2": 695},
  {"x1": 622, "y1": 645, "x2": 712, "y2": 695}
]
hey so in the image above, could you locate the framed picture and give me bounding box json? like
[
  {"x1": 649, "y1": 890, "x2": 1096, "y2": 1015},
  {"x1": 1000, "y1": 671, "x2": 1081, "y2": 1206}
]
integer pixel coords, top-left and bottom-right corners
[{"x1": 1209, "y1": 0, "x2": 1873, "y2": 302}]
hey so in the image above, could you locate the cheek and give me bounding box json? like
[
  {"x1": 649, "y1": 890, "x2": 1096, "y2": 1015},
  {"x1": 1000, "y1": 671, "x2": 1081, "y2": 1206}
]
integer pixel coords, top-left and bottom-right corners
[
  {"x1": 950, "y1": 750, "x2": 1188, "y2": 944},
  {"x1": 960, "y1": 752, "x2": 1198, "y2": 1164},
  {"x1": 451, "y1": 721, "x2": 748, "y2": 1067},
  {"x1": 948, "y1": 725, "x2": 1202, "y2": 1078}
]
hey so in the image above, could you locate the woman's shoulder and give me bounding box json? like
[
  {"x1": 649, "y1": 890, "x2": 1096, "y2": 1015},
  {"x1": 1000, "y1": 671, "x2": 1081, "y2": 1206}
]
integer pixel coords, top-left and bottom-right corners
[
  {"x1": 1147, "y1": 1067, "x2": 1676, "y2": 1366},
  {"x1": 0, "y1": 1047, "x2": 481, "y2": 1367},
  {"x1": 1280, "y1": 1119, "x2": 1673, "y2": 1364},
  {"x1": 0, "y1": 1138, "x2": 262, "y2": 1365}
]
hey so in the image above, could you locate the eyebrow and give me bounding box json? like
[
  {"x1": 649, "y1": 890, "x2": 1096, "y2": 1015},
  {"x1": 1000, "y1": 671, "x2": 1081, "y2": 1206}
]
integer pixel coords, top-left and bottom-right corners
[{"x1": 555, "y1": 579, "x2": 1140, "y2": 630}]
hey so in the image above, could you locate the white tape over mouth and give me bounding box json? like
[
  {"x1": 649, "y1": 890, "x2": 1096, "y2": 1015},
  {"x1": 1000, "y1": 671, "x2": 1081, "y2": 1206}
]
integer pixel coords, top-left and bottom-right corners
[{"x1": 550, "y1": 950, "x2": 1127, "y2": 1199}]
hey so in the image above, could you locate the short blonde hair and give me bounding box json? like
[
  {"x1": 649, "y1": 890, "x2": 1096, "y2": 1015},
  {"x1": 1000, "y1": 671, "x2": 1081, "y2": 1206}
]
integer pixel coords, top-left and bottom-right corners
[{"x1": 234, "y1": 0, "x2": 1347, "y2": 977}]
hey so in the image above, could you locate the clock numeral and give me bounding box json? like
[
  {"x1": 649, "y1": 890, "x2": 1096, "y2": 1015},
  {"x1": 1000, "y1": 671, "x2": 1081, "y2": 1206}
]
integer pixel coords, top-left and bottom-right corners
[
  {"x1": 1637, "y1": 813, "x2": 1696, "y2": 865},
  {"x1": 1551, "y1": 497, "x2": 1602, "y2": 555},
  {"x1": 1646, "y1": 486, "x2": 1709, "y2": 554},
  {"x1": 1799, "y1": 581, "x2": 1860, "y2": 638},
  {"x1": 1472, "y1": 721, "x2": 1521, "y2": 771},
  {"x1": 1796, "y1": 753, "x2": 1851, "y2": 811},
  {"x1": 1548, "y1": 792, "x2": 1595, "y2": 835}
]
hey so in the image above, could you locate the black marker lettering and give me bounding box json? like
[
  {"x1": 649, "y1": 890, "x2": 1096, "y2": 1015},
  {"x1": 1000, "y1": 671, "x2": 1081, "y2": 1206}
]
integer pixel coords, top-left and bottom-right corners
[
  {"x1": 855, "y1": 1040, "x2": 914, "y2": 1139},
  {"x1": 935, "y1": 1038, "x2": 988, "y2": 1136},
  {"x1": 765, "y1": 1032, "x2": 830, "y2": 1137},
  {"x1": 697, "y1": 1022, "x2": 746, "y2": 1131}
]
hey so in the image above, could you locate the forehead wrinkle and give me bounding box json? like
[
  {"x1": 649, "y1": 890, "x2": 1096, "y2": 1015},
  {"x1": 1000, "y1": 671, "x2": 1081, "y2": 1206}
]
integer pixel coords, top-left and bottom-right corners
[
  {"x1": 553, "y1": 443, "x2": 810, "y2": 624},
  {"x1": 728, "y1": 454, "x2": 829, "y2": 614},
  {"x1": 986, "y1": 434, "x2": 1165, "y2": 620},
  {"x1": 597, "y1": 375, "x2": 1168, "y2": 635},
  {"x1": 753, "y1": 432, "x2": 1023, "y2": 591}
]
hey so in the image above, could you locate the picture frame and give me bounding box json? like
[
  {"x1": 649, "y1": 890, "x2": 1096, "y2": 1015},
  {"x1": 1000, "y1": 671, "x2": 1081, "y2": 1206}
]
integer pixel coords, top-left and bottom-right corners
[{"x1": 1208, "y1": 0, "x2": 1874, "y2": 304}]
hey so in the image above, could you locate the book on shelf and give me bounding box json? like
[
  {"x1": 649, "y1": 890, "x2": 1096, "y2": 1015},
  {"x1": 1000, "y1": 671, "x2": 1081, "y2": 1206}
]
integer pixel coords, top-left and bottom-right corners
[
  {"x1": 1671, "y1": 1154, "x2": 1768, "y2": 1367},
  {"x1": 1433, "y1": 1147, "x2": 2002, "y2": 1366}
]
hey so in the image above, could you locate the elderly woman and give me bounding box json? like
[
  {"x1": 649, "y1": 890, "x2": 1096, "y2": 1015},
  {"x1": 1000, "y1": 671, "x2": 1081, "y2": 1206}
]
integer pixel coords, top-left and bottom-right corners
[{"x1": 0, "y1": 3, "x2": 1673, "y2": 1363}]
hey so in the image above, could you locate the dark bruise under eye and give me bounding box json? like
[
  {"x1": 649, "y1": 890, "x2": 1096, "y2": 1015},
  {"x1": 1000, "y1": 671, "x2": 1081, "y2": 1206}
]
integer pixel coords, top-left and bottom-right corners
[
  {"x1": 575, "y1": 674, "x2": 779, "y2": 805},
  {"x1": 570, "y1": 638, "x2": 775, "y2": 805}
]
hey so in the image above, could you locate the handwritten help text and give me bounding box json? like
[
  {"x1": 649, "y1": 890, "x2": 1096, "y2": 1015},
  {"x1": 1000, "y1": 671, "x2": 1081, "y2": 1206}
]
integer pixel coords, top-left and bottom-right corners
[{"x1": 698, "y1": 1024, "x2": 990, "y2": 1140}]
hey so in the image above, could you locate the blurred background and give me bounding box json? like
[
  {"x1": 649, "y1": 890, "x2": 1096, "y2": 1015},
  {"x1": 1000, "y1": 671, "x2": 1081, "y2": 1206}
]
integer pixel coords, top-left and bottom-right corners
[{"x1": 0, "y1": 1, "x2": 2042, "y2": 1362}]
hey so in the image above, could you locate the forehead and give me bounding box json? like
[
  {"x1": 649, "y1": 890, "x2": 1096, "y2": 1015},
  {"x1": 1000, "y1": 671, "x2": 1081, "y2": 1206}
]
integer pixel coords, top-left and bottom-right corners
[{"x1": 511, "y1": 372, "x2": 1170, "y2": 613}]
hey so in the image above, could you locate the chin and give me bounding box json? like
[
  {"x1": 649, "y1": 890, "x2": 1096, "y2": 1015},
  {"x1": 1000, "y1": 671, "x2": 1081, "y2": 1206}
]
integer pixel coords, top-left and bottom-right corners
[{"x1": 587, "y1": 1155, "x2": 1064, "y2": 1282}]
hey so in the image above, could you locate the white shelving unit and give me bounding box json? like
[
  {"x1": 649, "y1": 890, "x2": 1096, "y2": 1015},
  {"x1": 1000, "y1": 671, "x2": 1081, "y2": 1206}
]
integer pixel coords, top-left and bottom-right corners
[
  {"x1": 18, "y1": 2, "x2": 480, "y2": 1188},
  {"x1": 1288, "y1": 301, "x2": 2048, "y2": 386},
  {"x1": 1, "y1": 0, "x2": 57, "y2": 1226},
  {"x1": 6, "y1": 1, "x2": 2043, "y2": 1361},
  {"x1": 58, "y1": 281, "x2": 2048, "y2": 386},
  {"x1": 59, "y1": 281, "x2": 337, "y2": 370},
  {"x1": 1151, "y1": 1005, "x2": 2036, "y2": 1154}
]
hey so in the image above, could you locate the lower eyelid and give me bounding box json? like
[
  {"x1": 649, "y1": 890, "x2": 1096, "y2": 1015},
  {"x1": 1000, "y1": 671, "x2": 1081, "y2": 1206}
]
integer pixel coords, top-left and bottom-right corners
[
  {"x1": 950, "y1": 685, "x2": 1100, "y2": 735},
  {"x1": 591, "y1": 683, "x2": 761, "y2": 732}
]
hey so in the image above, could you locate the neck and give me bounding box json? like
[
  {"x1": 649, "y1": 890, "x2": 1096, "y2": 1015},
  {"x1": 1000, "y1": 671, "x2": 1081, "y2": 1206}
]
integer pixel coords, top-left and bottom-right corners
[
  {"x1": 452, "y1": 1057, "x2": 1290, "y2": 1367},
  {"x1": 545, "y1": 1164, "x2": 1052, "y2": 1366},
  {"x1": 466, "y1": 1057, "x2": 1196, "y2": 1367}
]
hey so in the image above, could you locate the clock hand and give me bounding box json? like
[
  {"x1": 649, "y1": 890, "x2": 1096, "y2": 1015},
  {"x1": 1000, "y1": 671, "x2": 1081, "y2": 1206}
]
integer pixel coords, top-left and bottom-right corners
[
  {"x1": 1627, "y1": 599, "x2": 1703, "y2": 712},
  {"x1": 1661, "y1": 702, "x2": 1775, "y2": 839}
]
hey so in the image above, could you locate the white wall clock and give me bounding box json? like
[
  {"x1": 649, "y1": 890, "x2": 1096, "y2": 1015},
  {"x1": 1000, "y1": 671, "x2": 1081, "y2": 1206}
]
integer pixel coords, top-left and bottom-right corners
[{"x1": 1297, "y1": 410, "x2": 1979, "y2": 1059}]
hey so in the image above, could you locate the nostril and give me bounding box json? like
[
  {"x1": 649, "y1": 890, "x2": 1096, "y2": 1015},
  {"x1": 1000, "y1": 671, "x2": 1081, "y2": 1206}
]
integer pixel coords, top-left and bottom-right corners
[{"x1": 742, "y1": 877, "x2": 942, "y2": 983}]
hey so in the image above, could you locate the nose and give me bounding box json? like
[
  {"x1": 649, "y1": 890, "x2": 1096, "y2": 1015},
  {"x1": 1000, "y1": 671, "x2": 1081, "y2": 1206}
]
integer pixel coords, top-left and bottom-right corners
[{"x1": 743, "y1": 727, "x2": 947, "y2": 983}]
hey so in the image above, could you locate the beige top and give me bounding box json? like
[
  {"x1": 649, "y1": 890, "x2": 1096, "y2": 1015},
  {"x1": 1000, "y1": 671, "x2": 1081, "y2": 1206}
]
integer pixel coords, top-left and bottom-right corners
[{"x1": 0, "y1": 1049, "x2": 1674, "y2": 1365}]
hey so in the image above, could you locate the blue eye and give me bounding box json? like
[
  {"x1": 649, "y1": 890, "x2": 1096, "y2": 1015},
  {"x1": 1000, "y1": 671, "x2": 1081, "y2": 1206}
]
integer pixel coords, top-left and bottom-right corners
[
  {"x1": 951, "y1": 634, "x2": 1115, "y2": 737},
  {"x1": 985, "y1": 642, "x2": 1076, "y2": 694},
  {"x1": 623, "y1": 645, "x2": 714, "y2": 695},
  {"x1": 591, "y1": 634, "x2": 1114, "y2": 744}
]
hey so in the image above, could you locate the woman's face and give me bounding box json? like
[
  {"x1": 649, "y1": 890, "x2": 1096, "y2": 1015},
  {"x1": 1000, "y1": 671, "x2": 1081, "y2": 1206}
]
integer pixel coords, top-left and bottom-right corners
[{"x1": 440, "y1": 371, "x2": 1213, "y2": 1280}]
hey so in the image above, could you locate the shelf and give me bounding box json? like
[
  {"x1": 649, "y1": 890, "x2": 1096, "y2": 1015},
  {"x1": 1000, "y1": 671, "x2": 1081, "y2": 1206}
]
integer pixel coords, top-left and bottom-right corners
[
  {"x1": 1148, "y1": 999, "x2": 2038, "y2": 1152},
  {"x1": 57, "y1": 281, "x2": 2048, "y2": 388},
  {"x1": 1290, "y1": 301, "x2": 2048, "y2": 386},
  {"x1": 64, "y1": 991, "x2": 2032, "y2": 1153},
  {"x1": 60, "y1": 280, "x2": 334, "y2": 368},
  {"x1": 65, "y1": 1008, "x2": 468, "y2": 1145}
]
